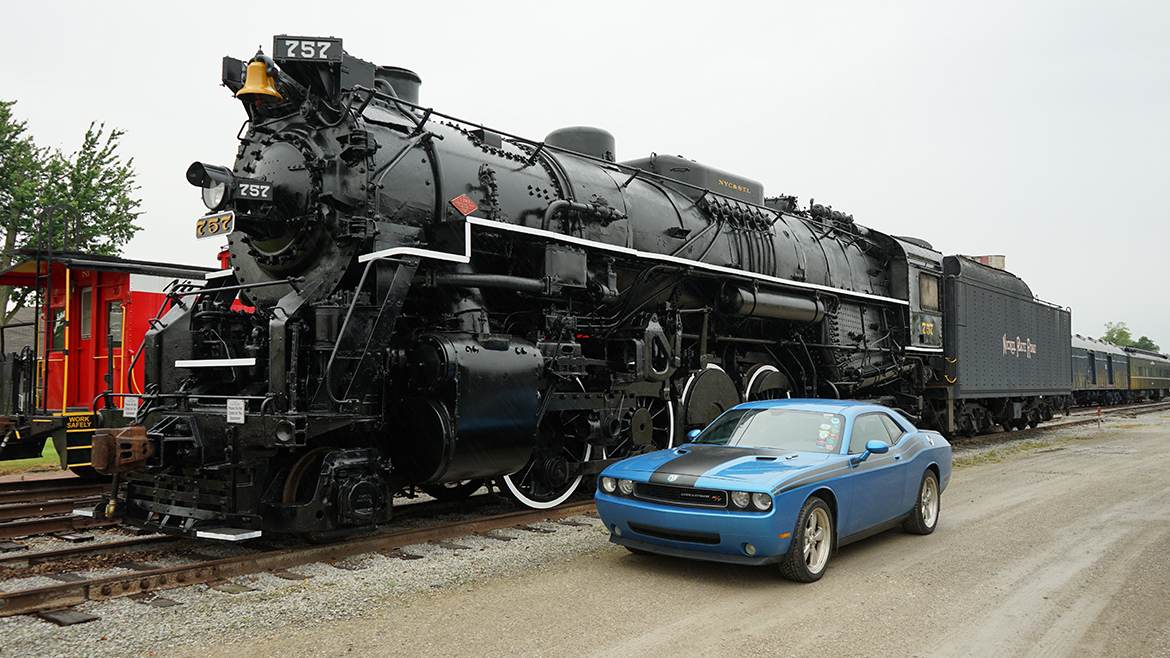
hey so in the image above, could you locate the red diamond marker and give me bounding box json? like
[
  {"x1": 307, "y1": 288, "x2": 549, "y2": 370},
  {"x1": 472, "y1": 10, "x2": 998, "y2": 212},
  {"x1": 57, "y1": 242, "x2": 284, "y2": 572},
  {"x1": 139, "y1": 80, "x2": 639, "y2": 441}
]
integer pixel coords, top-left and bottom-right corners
[{"x1": 450, "y1": 194, "x2": 478, "y2": 216}]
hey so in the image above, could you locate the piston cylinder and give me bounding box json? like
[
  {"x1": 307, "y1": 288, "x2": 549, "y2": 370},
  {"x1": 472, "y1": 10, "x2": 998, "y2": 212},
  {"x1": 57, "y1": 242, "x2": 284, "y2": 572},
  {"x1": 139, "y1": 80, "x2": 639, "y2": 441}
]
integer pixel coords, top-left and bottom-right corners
[{"x1": 392, "y1": 333, "x2": 544, "y2": 484}]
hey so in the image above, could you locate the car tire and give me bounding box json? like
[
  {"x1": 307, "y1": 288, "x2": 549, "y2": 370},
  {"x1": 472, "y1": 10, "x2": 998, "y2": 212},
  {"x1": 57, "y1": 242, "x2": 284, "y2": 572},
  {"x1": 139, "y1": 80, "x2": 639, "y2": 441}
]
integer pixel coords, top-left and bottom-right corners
[
  {"x1": 779, "y1": 497, "x2": 833, "y2": 583},
  {"x1": 902, "y1": 470, "x2": 940, "y2": 535}
]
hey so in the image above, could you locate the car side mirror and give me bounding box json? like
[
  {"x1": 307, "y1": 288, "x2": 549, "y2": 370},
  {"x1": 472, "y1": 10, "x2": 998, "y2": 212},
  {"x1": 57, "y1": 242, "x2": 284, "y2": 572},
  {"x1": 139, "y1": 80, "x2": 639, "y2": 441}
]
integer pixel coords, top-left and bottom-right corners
[
  {"x1": 855, "y1": 439, "x2": 890, "y2": 463},
  {"x1": 687, "y1": 429, "x2": 702, "y2": 441}
]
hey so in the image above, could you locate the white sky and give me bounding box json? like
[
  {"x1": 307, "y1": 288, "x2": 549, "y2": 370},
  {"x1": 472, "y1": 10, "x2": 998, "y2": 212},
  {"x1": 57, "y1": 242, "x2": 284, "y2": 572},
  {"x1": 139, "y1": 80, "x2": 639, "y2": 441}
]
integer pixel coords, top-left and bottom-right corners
[{"x1": 3, "y1": 1, "x2": 1168, "y2": 348}]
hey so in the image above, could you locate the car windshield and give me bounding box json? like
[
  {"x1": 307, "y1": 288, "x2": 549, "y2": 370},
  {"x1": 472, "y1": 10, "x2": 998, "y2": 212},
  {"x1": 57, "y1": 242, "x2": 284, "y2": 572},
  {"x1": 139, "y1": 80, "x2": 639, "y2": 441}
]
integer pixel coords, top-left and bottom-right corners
[{"x1": 691, "y1": 408, "x2": 846, "y2": 454}]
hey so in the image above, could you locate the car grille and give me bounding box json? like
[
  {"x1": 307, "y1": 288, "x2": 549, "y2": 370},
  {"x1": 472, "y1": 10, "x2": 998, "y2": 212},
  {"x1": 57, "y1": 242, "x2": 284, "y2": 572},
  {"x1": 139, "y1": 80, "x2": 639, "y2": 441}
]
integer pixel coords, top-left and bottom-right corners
[
  {"x1": 628, "y1": 522, "x2": 720, "y2": 545},
  {"x1": 635, "y1": 482, "x2": 728, "y2": 509}
]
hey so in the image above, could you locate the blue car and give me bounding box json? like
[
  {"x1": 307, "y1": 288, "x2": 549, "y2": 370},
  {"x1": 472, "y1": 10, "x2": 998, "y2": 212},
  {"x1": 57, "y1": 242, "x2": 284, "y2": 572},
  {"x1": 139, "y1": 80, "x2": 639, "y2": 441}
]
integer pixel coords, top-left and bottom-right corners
[{"x1": 595, "y1": 399, "x2": 951, "y2": 582}]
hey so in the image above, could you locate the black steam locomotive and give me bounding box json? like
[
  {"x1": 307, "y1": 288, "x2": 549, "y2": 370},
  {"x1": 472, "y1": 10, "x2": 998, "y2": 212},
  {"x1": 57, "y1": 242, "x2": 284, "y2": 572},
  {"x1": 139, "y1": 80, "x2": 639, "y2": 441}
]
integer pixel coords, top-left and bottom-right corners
[{"x1": 92, "y1": 36, "x2": 1070, "y2": 540}]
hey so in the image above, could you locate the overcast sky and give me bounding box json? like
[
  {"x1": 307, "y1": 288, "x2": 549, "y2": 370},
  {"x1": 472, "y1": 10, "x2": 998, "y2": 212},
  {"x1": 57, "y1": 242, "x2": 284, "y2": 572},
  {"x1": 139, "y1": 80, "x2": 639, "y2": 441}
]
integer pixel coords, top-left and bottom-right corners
[{"x1": 3, "y1": 1, "x2": 1167, "y2": 348}]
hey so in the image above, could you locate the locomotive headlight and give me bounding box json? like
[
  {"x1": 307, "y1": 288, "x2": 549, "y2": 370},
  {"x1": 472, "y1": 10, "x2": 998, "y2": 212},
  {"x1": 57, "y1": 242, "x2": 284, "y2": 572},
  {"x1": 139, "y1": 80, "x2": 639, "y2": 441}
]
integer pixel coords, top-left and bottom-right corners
[
  {"x1": 731, "y1": 491, "x2": 751, "y2": 508},
  {"x1": 600, "y1": 476, "x2": 617, "y2": 494},
  {"x1": 202, "y1": 180, "x2": 227, "y2": 210},
  {"x1": 186, "y1": 162, "x2": 234, "y2": 211},
  {"x1": 618, "y1": 479, "x2": 634, "y2": 495}
]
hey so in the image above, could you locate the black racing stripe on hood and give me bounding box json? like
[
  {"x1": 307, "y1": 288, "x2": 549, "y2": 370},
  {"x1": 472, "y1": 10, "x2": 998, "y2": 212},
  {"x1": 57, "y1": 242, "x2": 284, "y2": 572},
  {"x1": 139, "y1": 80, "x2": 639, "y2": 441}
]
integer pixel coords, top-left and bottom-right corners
[
  {"x1": 650, "y1": 444, "x2": 784, "y2": 486},
  {"x1": 774, "y1": 463, "x2": 852, "y2": 495}
]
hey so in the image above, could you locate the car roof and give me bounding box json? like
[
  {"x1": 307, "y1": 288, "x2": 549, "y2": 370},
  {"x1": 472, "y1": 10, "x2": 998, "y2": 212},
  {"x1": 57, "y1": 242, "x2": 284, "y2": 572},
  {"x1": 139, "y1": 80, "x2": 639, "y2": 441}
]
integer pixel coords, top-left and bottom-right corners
[{"x1": 733, "y1": 398, "x2": 894, "y2": 417}]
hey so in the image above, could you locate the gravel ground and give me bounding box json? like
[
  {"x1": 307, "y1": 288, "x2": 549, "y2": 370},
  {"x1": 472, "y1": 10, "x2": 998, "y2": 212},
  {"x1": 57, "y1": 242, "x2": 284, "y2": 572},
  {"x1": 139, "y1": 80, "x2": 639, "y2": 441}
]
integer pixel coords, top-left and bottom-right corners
[
  {"x1": 1, "y1": 411, "x2": 1166, "y2": 657},
  {"x1": 0, "y1": 515, "x2": 610, "y2": 658}
]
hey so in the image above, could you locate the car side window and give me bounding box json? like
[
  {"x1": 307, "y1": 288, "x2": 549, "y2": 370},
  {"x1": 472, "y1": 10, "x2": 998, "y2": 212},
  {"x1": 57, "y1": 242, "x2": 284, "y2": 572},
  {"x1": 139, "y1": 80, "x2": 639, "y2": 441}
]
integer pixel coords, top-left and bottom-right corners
[
  {"x1": 848, "y1": 413, "x2": 893, "y2": 454},
  {"x1": 878, "y1": 414, "x2": 905, "y2": 444}
]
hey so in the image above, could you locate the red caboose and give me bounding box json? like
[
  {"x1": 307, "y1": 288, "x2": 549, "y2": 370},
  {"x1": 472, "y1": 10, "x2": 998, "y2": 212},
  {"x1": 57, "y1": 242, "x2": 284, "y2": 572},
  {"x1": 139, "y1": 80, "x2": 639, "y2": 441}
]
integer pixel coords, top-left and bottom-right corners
[{"x1": 0, "y1": 250, "x2": 211, "y2": 474}]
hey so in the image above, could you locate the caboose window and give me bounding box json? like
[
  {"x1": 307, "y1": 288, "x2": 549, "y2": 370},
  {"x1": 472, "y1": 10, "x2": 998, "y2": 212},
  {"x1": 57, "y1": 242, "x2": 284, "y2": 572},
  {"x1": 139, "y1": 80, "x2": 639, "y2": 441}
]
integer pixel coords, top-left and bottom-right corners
[
  {"x1": 80, "y1": 288, "x2": 92, "y2": 340},
  {"x1": 107, "y1": 302, "x2": 123, "y2": 348},
  {"x1": 919, "y1": 274, "x2": 940, "y2": 311},
  {"x1": 50, "y1": 308, "x2": 66, "y2": 350}
]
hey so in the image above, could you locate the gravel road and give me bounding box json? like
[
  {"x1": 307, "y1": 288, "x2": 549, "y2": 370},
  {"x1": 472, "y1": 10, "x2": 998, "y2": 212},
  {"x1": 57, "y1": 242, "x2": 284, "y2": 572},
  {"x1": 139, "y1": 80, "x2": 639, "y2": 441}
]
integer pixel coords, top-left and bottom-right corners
[{"x1": 4, "y1": 413, "x2": 1169, "y2": 657}]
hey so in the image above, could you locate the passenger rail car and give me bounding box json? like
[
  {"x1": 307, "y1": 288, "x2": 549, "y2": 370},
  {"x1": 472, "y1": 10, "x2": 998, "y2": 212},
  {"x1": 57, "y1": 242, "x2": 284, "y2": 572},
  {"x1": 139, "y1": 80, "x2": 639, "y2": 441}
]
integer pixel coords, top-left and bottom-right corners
[
  {"x1": 0, "y1": 251, "x2": 211, "y2": 474},
  {"x1": 1072, "y1": 335, "x2": 1129, "y2": 406},
  {"x1": 1071, "y1": 336, "x2": 1170, "y2": 405},
  {"x1": 1122, "y1": 347, "x2": 1170, "y2": 399},
  {"x1": 88, "y1": 36, "x2": 1146, "y2": 540}
]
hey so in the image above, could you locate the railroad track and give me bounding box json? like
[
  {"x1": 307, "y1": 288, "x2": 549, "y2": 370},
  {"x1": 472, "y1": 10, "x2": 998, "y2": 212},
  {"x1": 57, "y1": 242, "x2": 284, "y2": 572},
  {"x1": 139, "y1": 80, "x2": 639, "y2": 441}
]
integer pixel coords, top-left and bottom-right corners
[
  {"x1": 1066, "y1": 399, "x2": 1170, "y2": 418},
  {"x1": 1, "y1": 399, "x2": 1164, "y2": 620},
  {"x1": 0, "y1": 487, "x2": 543, "y2": 579},
  {"x1": 0, "y1": 514, "x2": 121, "y2": 541},
  {"x1": 0, "y1": 479, "x2": 108, "y2": 506},
  {"x1": 0, "y1": 476, "x2": 117, "y2": 541},
  {"x1": 954, "y1": 398, "x2": 1170, "y2": 447},
  {"x1": 1024, "y1": 398, "x2": 1170, "y2": 433},
  {"x1": 0, "y1": 497, "x2": 104, "y2": 522},
  {"x1": 0, "y1": 534, "x2": 178, "y2": 571},
  {"x1": 0, "y1": 498, "x2": 596, "y2": 618}
]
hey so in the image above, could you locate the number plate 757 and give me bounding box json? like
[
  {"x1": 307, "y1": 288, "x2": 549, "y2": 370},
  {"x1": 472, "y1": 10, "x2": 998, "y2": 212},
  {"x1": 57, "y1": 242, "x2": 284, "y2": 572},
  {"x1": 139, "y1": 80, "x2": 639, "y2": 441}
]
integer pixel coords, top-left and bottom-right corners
[{"x1": 196, "y1": 211, "x2": 234, "y2": 240}]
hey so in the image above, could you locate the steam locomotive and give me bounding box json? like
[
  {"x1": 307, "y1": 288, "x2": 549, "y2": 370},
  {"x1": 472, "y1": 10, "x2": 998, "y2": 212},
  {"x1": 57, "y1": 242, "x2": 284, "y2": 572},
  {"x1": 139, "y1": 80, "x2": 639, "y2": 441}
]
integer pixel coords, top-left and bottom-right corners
[{"x1": 91, "y1": 36, "x2": 1075, "y2": 540}]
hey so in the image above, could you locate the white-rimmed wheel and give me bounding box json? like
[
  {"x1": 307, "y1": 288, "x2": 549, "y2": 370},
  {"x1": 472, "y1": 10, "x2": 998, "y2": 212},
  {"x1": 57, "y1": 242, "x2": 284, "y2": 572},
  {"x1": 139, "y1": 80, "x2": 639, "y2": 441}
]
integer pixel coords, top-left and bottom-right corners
[
  {"x1": 502, "y1": 442, "x2": 592, "y2": 510},
  {"x1": 743, "y1": 364, "x2": 791, "y2": 402},
  {"x1": 780, "y1": 497, "x2": 833, "y2": 582},
  {"x1": 903, "y1": 470, "x2": 940, "y2": 535}
]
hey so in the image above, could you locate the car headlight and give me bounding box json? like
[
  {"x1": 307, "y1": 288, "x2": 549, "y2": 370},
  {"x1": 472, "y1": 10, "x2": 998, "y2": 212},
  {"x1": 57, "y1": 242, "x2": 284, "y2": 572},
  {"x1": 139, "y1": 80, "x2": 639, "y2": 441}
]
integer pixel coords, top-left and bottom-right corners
[
  {"x1": 600, "y1": 476, "x2": 617, "y2": 494},
  {"x1": 751, "y1": 493, "x2": 772, "y2": 511},
  {"x1": 731, "y1": 491, "x2": 750, "y2": 508},
  {"x1": 618, "y1": 479, "x2": 634, "y2": 495}
]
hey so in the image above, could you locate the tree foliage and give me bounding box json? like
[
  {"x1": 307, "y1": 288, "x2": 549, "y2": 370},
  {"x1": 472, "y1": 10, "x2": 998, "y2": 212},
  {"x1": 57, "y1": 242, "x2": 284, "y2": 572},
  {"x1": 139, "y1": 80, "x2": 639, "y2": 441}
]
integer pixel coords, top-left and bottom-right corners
[
  {"x1": 1133, "y1": 336, "x2": 1160, "y2": 352},
  {"x1": 1102, "y1": 321, "x2": 1133, "y2": 346},
  {"x1": 0, "y1": 100, "x2": 142, "y2": 323},
  {"x1": 1102, "y1": 322, "x2": 1161, "y2": 353}
]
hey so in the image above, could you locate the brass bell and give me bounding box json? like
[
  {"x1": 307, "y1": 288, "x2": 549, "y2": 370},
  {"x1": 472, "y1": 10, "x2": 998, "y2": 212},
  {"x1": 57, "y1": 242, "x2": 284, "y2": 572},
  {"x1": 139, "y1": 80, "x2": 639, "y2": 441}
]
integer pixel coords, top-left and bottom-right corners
[{"x1": 236, "y1": 56, "x2": 283, "y2": 105}]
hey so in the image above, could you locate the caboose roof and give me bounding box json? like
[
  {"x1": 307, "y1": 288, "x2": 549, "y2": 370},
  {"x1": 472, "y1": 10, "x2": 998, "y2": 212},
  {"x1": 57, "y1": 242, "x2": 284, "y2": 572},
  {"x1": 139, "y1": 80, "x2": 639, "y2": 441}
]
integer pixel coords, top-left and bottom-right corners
[{"x1": 0, "y1": 250, "x2": 214, "y2": 288}]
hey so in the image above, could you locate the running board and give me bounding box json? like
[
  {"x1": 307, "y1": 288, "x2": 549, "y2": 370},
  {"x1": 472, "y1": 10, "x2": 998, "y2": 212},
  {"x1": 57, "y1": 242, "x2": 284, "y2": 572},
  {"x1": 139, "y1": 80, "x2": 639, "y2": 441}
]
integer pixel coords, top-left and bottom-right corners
[
  {"x1": 194, "y1": 527, "x2": 262, "y2": 541},
  {"x1": 174, "y1": 358, "x2": 257, "y2": 368}
]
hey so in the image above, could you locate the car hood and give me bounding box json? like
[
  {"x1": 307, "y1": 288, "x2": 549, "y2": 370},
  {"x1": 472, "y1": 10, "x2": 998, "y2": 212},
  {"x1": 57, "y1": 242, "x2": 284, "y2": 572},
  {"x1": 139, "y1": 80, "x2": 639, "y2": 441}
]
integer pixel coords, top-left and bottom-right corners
[{"x1": 604, "y1": 443, "x2": 840, "y2": 489}]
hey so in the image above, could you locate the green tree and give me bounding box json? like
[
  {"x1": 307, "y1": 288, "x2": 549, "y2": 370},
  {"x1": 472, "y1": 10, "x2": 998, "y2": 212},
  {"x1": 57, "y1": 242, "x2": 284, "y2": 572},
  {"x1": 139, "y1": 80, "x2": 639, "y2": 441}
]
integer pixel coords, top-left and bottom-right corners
[
  {"x1": 0, "y1": 100, "x2": 48, "y2": 322},
  {"x1": 1101, "y1": 322, "x2": 1134, "y2": 346},
  {"x1": 0, "y1": 101, "x2": 142, "y2": 323},
  {"x1": 1133, "y1": 336, "x2": 1161, "y2": 352}
]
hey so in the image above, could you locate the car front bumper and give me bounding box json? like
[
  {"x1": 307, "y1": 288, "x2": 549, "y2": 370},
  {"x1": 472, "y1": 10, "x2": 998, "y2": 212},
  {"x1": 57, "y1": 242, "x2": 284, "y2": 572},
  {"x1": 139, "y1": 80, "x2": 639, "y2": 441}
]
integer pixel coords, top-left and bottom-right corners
[{"x1": 595, "y1": 492, "x2": 796, "y2": 564}]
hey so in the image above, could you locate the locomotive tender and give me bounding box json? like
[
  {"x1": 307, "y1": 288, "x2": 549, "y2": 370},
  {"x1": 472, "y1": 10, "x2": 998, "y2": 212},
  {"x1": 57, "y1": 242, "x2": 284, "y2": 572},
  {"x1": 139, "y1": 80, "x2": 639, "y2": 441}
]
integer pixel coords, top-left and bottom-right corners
[{"x1": 90, "y1": 36, "x2": 1073, "y2": 540}]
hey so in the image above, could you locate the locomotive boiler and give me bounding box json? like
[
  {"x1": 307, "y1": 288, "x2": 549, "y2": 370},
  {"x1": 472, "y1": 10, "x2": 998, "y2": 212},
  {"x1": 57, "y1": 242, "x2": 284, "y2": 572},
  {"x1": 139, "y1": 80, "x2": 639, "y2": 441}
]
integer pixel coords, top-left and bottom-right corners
[{"x1": 92, "y1": 36, "x2": 963, "y2": 540}]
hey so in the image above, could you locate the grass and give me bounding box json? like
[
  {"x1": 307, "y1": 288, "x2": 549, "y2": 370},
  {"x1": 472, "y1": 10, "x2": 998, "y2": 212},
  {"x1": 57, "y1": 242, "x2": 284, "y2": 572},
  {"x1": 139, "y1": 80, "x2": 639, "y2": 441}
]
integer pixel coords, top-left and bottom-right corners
[
  {"x1": 0, "y1": 439, "x2": 63, "y2": 477},
  {"x1": 952, "y1": 432, "x2": 1096, "y2": 469}
]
